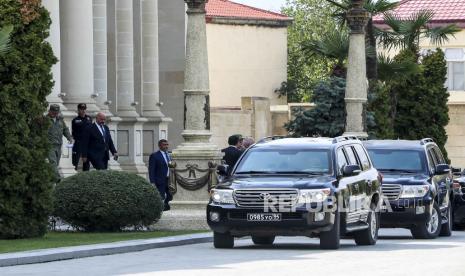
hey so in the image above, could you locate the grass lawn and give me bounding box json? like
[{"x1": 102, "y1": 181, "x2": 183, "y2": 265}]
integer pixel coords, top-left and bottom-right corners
[{"x1": 0, "y1": 230, "x2": 208, "y2": 254}]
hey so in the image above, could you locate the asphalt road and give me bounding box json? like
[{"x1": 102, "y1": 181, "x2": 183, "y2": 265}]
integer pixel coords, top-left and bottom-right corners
[{"x1": 2, "y1": 229, "x2": 465, "y2": 276}]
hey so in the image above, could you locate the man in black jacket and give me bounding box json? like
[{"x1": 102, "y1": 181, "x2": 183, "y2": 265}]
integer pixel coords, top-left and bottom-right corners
[
  {"x1": 221, "y1": 134, "x2": 243, "y2": 174},
  {"x1": 81, "y1": 112, "x2": 118, "y2": 170},
  {"x1": 71, "y1": 103, "x2": 92, "y2": 171}
]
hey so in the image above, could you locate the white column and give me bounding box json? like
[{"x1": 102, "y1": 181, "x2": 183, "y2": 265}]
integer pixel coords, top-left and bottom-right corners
[
  {"x1": 42, "y1": 0, "x2": 67, "y2": 111},
  {"x1": 116, "y1": 0, "x2": 139, "y2": 117},
  {"x1": 60, "y1": 0, "x2": 99, "y2": 113},
  {"x1": 115, "y1": 0, "x2": 147, "y2": 176},
  {"x1": 141, "y1": 0, "x2": 171, "y2": 164}
]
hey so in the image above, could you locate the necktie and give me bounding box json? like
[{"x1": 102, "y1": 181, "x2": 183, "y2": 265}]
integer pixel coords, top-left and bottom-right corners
[
  {"x1": 164, "y1": 152, "x2": 170, "y2": 163},
  {"x1": 100, "y1": 125, "x2": 105, "y2": 141}
]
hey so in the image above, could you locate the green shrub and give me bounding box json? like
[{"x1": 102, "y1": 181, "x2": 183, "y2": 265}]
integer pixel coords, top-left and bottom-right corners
[
  {"x1": 286, "y1": 77, "x2": 346, "y2": 137},
  {"x1": 53, "y1": 171, "x2": 163, "y2": 232},
  {"x1": 0, "y1": 0, "x2": 56, "y2": 238}
]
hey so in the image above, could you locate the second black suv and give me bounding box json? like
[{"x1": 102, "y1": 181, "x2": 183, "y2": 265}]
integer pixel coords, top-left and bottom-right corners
[
  {"x1": 207, "y1": 136, "x2": 381, "y2": 249},
  {"x1": 364, "y1": 139, "x2": 453, "y2": 239}
]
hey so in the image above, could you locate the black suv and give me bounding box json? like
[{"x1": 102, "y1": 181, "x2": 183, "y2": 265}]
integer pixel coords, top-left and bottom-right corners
[
  {"x1": 363, "y1": 139, "x2": 453, "y2": 239},
  {"x1": 207, "y1": 136, "x2": 382, "y2": 249}
]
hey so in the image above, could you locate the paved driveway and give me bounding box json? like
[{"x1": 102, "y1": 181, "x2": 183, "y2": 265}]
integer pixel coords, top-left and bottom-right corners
[{"x1": 2, "y1": 229, "x2": 465, "y2": 276}]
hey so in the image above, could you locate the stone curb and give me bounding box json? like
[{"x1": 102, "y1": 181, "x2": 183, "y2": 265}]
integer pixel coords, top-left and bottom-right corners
[{"x1": 0, "y1": 232, "x2": 213, "y2": 267}]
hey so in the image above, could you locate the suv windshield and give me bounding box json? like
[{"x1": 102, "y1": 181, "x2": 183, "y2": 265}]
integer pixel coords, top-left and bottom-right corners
[
  {"x1": 367, "y1": 149, "x2": 426, "y2": 173},
  {"x1": 235, "y1": 148, "x2": 331, "y2": 175}
]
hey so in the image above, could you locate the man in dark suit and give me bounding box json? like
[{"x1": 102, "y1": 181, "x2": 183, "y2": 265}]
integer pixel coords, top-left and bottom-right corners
[
  {"x1": 71, "y1": 103, "x2": 92, "y2": 171},
  {"x1": 221, "y1": 134, "x2": 244, "y2": 174},
  {"x1": 81, "y1": 112, "x2": 118, "y2": 170},
  {"x1": 149, "y1": 139, "x2": 172, "y2": 211}
]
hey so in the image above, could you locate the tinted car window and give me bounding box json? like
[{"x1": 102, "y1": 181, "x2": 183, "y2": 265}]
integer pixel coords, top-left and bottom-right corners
[
  {"x1": 345, "y1": 146, "x2": 359, "y2": 166},
  {"x1": 427, "y1": 149, "x2": 437, "y2": 172},
  {"x1": 433, "y1": 147, "x2": 446, "y2": 164},
  {"x1": 354, "y1": 144, "x2": 371, "y2": 171},
  {"x1": 235, "y1": 149, "x2": 332, "y2": 174},
  {"x1": 337, "y1": 148, "x2": 348, "y2": 174},
  {"x1": 367, "y1": 149, "x2": 426, "y2": 172}
]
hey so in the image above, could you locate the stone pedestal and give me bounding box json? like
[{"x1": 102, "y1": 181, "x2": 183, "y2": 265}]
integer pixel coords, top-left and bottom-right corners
[
  {"x1": 343, "y1": 0, "x2": 369, "y2": 138},
  {"x1": 117, "y1": 117, "x2": 149, "y2": 176},
  {"x1": 157, "y1": 0, "x2": 222, "y2": 230}
]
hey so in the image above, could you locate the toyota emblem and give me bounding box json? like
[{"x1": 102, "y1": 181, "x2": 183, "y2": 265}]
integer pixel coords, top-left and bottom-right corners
[{"x1": 259, "y1": 193, "x2": 272, "y2": 200}]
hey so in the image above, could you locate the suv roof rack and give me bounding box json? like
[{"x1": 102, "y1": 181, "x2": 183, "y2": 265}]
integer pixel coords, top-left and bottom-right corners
[
  {"x1": 332, "y1": 135, "x2": 359, "y2": 144},
  {"x1": 257, "y1": 135, "x2": 287, "y2": 144},
  {"x1": 420, "y1": 138, "x2": 435, "y2": 145}
]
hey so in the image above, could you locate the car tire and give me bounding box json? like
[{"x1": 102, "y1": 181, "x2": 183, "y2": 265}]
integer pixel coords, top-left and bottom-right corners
[
  {"x1": 214, "y1": 232, "x2": 234, "y2": 248},
  {"x1": 440, "y1": 201, "x2": 452, "y2": 237},
  {"x1": 252, "y1": 236, "x2": 275, "y2": 245},
  {"x1": 320, "y1": 211, "x2": 340, "y2": 250},
  {"x1": 354, "y1": 206, "x2": 379, "y2": 246},
  {"x1": 411, "y1": 203, "x2": 441, "y2": 239}
]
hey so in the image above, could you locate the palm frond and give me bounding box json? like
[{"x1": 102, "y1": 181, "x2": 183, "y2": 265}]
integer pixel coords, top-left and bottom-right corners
[
  {"x1": 364, "y1": 0, "x2": 399, "y2": 15},
  {"x1": 375, "y1": 27, "x2": 403, "y2": 50},
  {"x1": 325, "y1": 0, "x2": 351, "y2": 10},
  {"x1": 377, "y1": 53, "x2": 420, "y2": 82},
  {"x1": 426, "y1": 24, "x2": 461, "y2": 46},
  {"x1": 0, "y1": 25, "x2": 13, "y2": 55},
  {"x1": 382, "y1": 12, "x2": 403, "y2": 33},
  {"x1": 302, "y1": 29, "x2": 350, "y2": 64}
]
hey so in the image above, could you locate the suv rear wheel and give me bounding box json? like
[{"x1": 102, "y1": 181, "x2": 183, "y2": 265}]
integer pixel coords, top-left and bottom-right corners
[
  {"x1": 354, "y1": 205, "x2": 379, "y2": 246},
  {"x1": 320, "y1": 211, "x2": 340, "y2": 249},
  {"x1": 252, "y1": 236, "x2": 275, "y2": 245},
  {"x1": 214, "y1": 232, "x2": 234, "y2": 248},
  {"x1": 411, "y1": 203, "x2": 441, "y2": 239}
]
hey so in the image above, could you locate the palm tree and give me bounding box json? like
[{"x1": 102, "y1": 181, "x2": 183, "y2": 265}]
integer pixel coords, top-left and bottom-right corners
[
  {"x1": 0, "y1": 25, "x2": 13, "y2": 56},
  {"x1": 325, "y1": 0, "x2": 399, "y2": 80},
  {"x1": 377, "y1": 10, "x2": 461, "y2": 55}
]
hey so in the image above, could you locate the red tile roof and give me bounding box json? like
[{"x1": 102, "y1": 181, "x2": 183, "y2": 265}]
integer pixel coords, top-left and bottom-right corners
[
  {"x1": 206, "y1": 0, "x2": 291, "y2": 22},
  {"x1": 373, "y1": 0, "x2": 465, "y2": 27}
]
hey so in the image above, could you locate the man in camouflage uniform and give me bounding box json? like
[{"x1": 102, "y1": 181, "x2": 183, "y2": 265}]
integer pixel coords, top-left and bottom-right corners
[{"x1": 47, "y1": 104, "x2": 73, "y2": 181}]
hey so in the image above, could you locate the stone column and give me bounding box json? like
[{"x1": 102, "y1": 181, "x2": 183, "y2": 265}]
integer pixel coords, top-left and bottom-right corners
[
  {"x1": 115, "y1": 0, "x2": 147, "y2": 175},
  {"x1": 168, "y1": 0, "x2": 222, "y2": 219},
  {"x1": 141, "y1": 0, "x2": 172, "y2": 163},
  {"x1": 60, "y1": 0, "x2": 99, "y2": 113},
  {"x1": 94, "y1": 0, "x2": 121, "y2": 170},
  {"x1": 43, "y1": 0, "x2": 75, "y2": 177},
  {"x1": 343, "y1": 0, "x2": 370, "y2": 138}
]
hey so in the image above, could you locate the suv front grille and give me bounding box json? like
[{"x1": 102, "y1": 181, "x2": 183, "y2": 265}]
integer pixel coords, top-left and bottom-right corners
[
  {"x1": 233, "y1": 189, "x2": 299, "y2": 209},
  {"x1": 382, "y1": 184, "x2": 402, "y2": 200}
]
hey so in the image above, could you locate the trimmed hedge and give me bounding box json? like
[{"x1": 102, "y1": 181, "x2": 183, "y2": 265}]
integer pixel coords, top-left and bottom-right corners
[{"x1": 53, "y1": 171, "x2": 163, "y2": 232}]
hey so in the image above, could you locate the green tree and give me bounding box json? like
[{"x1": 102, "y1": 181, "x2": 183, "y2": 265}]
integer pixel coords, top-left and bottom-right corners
[
  {"x1": 0, "y1": 0, "x2": 57, "y2": 238},
  {"x1": 377, "y1": 10, "x2": 460, "y2": 54},
  {"x1": 326, "y1": 0, "x2": 399, "y2": 80},
  {"x1": 280, "y1": 0, "x2": 338, "y2": 102},
  {"x1": 392, "y1": 49, "x2": 450, "y2": 161},
  {"x1": 286, "y1": 77, "x2": 346, "y2": 137},
  {"x1": 0, "y1": 25, "x2": 13, "y2": 55}
]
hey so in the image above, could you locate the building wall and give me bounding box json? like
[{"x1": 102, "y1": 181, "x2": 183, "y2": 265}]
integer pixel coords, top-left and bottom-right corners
[
  {"x1": 206, "y1": 23, "x2": 288, "y2": 108},
  {"x1": 158, "y1": 0, "x2": 185, "y2": 148}
]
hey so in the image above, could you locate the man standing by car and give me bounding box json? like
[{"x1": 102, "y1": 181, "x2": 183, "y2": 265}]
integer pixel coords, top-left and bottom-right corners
[
  {"x1": 47, "y1": 104, "x2": 73, "y2": 181},
  {"x1": 149, "y1": 139, "x2": 173, "y2": 211},
  {"x1": 81, "y1": 112, "x2": 118, "y2": 170},
  {"x1": 71, "y1": 103, "x2": 92, "y2": 171},
  {"x1": 221, "y1": 134, "x2": 243, "y2": 174}
]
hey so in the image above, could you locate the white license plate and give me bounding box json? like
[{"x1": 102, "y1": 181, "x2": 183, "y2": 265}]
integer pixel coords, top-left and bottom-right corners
[{"x1": 247, "y1": 213, "x2": 282, "y2": 221}]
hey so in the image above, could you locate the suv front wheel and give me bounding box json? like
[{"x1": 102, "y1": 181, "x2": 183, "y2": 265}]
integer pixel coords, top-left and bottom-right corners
[
  {"x1": 214, "y1": 232, "x2": 234, "y2": 248},
  {"x1": 354, "y1": 205, "x2": 379, "y2": 245},
  {"x1": 319, "y1": 211, "x2": 340, "y2": 249},
  {"x1": 411, "y1": 203, "x2": 441, "y2": 239}
]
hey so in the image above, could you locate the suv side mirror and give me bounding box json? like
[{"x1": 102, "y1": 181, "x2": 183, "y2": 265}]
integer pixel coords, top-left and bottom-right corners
[
  {"x1": 217, "y1": 164, "x2": 229, "y2": 176},
  {"x1": 343, "y1": 165, "x2": 362, "y2": 177},
  {"x1": 435, "y1": 164, "x2": 450, "y2": 175},
  {"x1": 452, "y1": 166, "x2": 462, "y2": 176}
]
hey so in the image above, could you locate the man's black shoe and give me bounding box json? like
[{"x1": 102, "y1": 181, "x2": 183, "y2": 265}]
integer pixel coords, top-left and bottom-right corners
[{"x1": 163, "y1": 204, "x2": 171, "y2": 211}]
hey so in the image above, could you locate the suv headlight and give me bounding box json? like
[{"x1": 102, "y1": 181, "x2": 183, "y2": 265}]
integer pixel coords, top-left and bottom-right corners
[
  {"x1": 400, "y1": 185, "x2": 430, "y2": 198},
  {"x1": 210, "y1": 189, "x2": 235, "y2": 204},
  {"x1": 297, "y1": 188, "x2": 331, "y2": 204}
]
